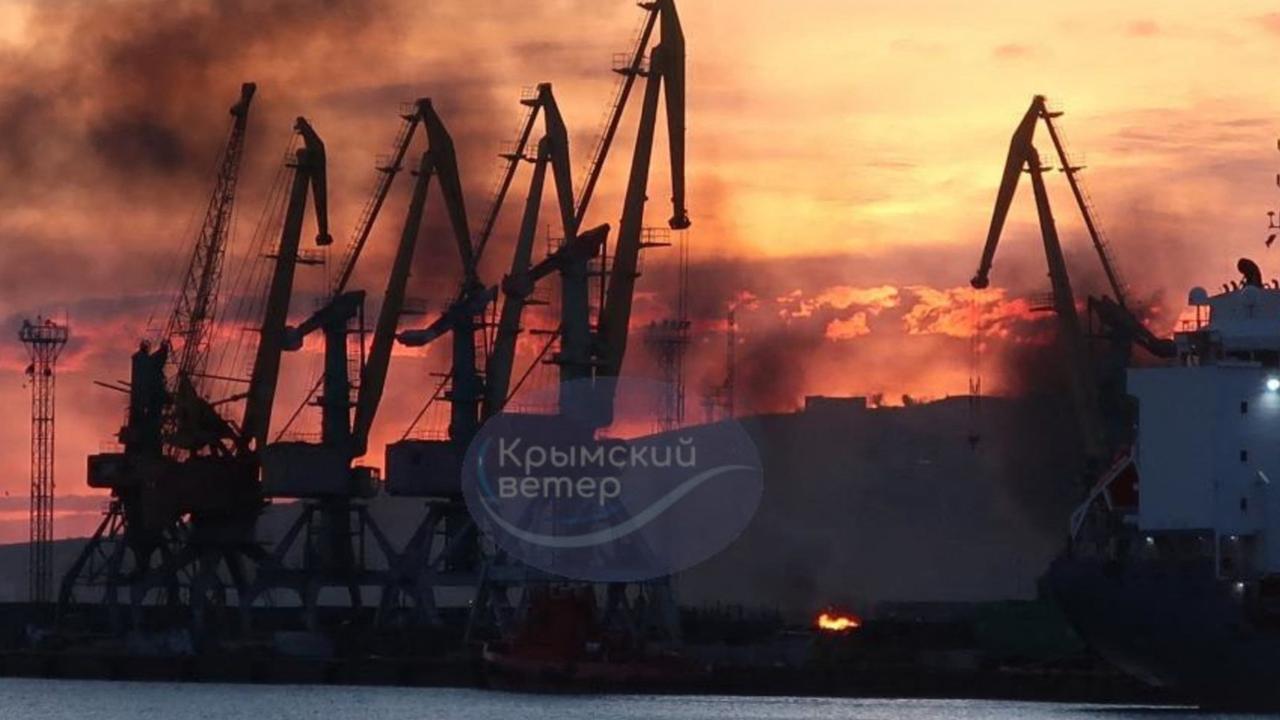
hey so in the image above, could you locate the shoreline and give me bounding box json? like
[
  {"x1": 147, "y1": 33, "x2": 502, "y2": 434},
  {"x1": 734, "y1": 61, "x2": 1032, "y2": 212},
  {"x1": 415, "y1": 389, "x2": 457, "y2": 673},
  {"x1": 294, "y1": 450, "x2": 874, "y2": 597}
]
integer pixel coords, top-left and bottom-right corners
[{"x1": 0, "y1": 649, "x2": 1175, "y2": 706}]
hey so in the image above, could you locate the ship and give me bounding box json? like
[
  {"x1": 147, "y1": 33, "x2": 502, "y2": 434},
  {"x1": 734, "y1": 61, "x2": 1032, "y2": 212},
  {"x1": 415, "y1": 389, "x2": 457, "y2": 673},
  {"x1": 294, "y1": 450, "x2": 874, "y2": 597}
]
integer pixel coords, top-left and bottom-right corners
[
  {"x1": 1045, "y1": 263, "x2": 1280, "y2": 709},
  {"x1": 962, "y1": 95, "x2": 1280, "y2": 707},
  {"x1": 479, "y1": 584, "x2": 699, "y2": 692}
]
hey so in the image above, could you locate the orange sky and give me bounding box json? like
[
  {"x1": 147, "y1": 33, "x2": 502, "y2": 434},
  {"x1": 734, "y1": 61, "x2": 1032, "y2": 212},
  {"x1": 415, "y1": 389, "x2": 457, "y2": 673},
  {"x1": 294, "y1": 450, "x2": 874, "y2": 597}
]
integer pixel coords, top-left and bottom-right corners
[{"x1": 1, "y1": 0, "x2": 1279, "y2": 539}]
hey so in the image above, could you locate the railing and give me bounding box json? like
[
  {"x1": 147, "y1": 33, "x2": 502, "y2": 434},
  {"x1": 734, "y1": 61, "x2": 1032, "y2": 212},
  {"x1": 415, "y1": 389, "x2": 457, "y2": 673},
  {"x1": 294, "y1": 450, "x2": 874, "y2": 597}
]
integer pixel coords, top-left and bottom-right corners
[
  {"x1": 278, "y1": 430, "x2": 322, "y2": 443},
  {"x1": 1028, "y1": 291, "x2": 1056, "y2": 312},
  {"x1": 612, "y1": 51, "x2": 648, "y2": 75}
]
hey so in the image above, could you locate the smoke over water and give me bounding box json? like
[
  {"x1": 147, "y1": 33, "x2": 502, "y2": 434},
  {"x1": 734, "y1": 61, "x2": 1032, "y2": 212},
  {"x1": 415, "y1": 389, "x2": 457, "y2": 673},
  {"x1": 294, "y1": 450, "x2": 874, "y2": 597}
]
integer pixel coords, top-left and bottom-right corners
[
  {"x1": 0, "y1": 0, "x2": 632, "y2": 537},
  {"x1": 0, "y1": 0, "x2": 1268, "y2": 544},
  {"x1": 1, "y1": 0, "x2": 396, "y2": 192},
  {"x1": 629, "y1": 245, "x2": 1067, "y2": 418}
]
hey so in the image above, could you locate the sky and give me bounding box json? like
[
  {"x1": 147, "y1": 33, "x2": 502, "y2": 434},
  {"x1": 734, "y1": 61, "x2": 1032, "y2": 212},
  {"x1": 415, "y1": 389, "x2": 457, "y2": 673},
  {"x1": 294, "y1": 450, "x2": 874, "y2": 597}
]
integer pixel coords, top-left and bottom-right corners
[{"x1": 0, "y1": 0, "x2": 1279, "y2": 539}]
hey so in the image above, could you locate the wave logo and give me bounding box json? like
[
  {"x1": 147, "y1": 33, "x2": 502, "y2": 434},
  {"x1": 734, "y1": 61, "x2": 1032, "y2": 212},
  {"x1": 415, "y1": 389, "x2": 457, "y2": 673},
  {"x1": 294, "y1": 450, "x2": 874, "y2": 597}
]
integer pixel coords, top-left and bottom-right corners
[{"x1": 462, "y1": 377, "x2": 763, "y2": 582}]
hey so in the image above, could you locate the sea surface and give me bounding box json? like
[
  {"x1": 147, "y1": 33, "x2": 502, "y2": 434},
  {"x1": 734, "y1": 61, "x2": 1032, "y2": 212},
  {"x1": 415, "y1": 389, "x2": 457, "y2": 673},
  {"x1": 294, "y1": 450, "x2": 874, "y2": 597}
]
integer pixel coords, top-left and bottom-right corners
[{"x1": 0, "y1": 679, "x2": 1258, "y2": 719}]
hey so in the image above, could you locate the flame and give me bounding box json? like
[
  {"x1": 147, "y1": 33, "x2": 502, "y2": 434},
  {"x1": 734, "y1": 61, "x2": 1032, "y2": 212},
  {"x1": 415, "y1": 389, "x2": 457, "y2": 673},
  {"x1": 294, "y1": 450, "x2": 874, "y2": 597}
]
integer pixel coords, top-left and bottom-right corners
[{"x1": 816, "y1": 611, "x2": 862, "y2": 633}]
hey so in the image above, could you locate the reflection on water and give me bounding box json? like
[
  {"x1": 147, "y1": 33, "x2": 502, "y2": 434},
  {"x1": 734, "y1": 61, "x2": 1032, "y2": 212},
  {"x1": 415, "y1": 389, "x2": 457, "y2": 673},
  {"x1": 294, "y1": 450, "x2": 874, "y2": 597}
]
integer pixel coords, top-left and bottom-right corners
[{"x1": 0, "y1": 679, "x2": 1251, "y2": 720}]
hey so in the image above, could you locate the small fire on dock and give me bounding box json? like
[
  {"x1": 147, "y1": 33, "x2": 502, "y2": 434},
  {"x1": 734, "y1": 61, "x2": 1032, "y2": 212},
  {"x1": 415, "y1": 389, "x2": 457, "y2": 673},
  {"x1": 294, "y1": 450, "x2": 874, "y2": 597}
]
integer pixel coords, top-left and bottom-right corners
[{"x1": 815, "y1": 610, "x2": 862, "y2": 634}]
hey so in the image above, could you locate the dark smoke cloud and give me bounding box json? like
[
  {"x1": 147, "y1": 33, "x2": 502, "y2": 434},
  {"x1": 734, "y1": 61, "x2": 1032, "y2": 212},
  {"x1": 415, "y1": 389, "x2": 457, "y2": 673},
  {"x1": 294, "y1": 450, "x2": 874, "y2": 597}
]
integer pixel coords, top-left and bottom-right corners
[
  {"x1": 0, "y1": 0, "x2": 416, "y2": 334},
  {"x1": 88, "y1": 119, "x2": 187, "y2": 173},
  {"x1": 0, "y1": 89, "x2": 57, "y2": 176},
  {"x1": 0, "y1": 0, "x2": 397, "y2": 196},
  {"x1": 735, "y1": 327, "x2": 824, "y2": 413},
  {"x1": 2, "y1": 0, "x2": 1225, "y2": 478},
  {"x1": 0, "y1": 0, "x2": 686, "y2": 456}
]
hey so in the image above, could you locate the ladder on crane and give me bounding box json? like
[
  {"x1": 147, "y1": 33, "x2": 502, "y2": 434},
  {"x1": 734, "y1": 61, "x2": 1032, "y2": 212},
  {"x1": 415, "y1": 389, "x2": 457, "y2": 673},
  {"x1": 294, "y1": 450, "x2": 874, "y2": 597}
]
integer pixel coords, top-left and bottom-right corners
[
  {"x1": 331, "y1": 104, "x2": 423, "y2": 297},
  {"x1": 473, "y1": 89, "x2": 542, "y2": 263},
  {"x1": 1038, "y1": 102, "x2": 1131, "y2": 308},
  {"x1": 575, "y1": 4, "x2": 661, "y2": 222}
]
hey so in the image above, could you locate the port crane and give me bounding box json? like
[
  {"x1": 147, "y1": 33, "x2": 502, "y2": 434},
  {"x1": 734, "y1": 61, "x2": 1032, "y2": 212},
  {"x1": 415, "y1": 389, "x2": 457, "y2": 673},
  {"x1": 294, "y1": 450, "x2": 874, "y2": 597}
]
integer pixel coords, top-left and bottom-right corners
[
  {"x1": 482, "y1": 0, "x2": 690, "y2": 425},
  {"x1": 596, "y1": 0, "x2": 688, "y2": 387},
  {"x1": 60, "y1": 84, "x2": 260, "y2": 623},
  {"x1": 165, "y1": 83, "x2": 257, "y2": 460},
  {"x1": 269, "y1": 97, "x2": 437, "y2": 441},
  {"x1": 483, "y1": 0, "x2": 690, "y2": 411},
  {"x1": 484, "y1": 83, "x2": 586, "y2": 418},
  {"x1": 382, "y1": 83, "x2": 594, "y2": 473},
  {"x1": 61, "y1": 95, "x2": 332, "y2": 635},
  {"x1": 379, "y1": 134, "x2": 610, "y2": 628},
  {"x1": 231, "y1": 99, "x2": 457, "y2": 630},
  {"x1": 376, "y1": 0, "x2": 688, "y2": 631},
  {"x1": 971, "y1": 95, "x2": 1174, "y2": 470},
  {"x1": 240, "y1": 117, "x2": 332, "y2": 452},
  {"x1": 482, "y1": 0, "x2": 690, "y2": 634},
  {"x1": 391, "y1": 0, "x2": 689, "y2": 448},
  {"x1": 376, "y1": 92, "x2": 533, "y2": 624},
  {"x1": 374, "y1": 83, "x2": 600, "y2": 624},
  {"x1": 249, "y1": 100, "x2": 475, "y2": 626}
]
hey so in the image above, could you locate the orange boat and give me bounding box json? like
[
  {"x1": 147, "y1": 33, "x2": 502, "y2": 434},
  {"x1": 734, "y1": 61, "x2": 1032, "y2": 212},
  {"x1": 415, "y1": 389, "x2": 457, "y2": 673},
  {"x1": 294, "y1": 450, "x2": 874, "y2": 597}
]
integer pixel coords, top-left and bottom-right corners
[{"x1": 481, "y1": 585, "x2": 698, "y2": 692}]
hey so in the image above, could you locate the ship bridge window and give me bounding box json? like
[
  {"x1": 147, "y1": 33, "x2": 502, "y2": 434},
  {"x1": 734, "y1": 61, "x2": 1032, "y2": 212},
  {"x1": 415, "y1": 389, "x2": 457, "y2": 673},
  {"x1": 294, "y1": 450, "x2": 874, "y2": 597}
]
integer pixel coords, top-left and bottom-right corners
[
  {"x1": 1241, "y1": 450, "x2": 1249, "y2": 463},
  {"x1": 1242, "y1": 401, "x2": 1250, "y2": 415},
  {"x1": 1229, "y1": 350, "x2": 1280, "y2": 367}
]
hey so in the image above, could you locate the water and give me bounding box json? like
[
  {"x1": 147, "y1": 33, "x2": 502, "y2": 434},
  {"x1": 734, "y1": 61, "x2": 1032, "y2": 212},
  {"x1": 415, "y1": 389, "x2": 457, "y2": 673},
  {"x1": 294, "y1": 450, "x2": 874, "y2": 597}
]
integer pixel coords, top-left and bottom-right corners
[{"x1": 0, "y1": 679, "x2": 1261, "y2": 719}]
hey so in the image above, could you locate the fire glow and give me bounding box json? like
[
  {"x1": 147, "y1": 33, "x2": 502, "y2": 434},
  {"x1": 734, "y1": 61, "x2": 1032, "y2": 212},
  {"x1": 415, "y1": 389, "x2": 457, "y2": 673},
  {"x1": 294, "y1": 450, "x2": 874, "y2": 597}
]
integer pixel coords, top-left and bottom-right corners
[{"x1": 815, "y1": 611, "x2": 862, "y2": 633}]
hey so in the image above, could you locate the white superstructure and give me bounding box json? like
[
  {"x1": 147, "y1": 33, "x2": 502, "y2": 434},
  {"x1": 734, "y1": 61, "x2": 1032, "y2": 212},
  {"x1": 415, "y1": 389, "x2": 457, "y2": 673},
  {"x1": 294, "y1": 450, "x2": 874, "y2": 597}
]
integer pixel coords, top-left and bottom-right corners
[{"x1": 1129, "y1": 279, "x2": 1280, "y2": 576}]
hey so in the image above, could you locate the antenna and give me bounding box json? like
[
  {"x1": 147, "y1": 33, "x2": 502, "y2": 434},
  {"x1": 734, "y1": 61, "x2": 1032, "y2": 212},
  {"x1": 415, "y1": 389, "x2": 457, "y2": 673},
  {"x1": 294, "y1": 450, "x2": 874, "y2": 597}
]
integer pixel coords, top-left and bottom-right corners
[
  {"x1": 703, "y1": 305, "x2": 737, "y2": 421},
  {"x1": 643, "y1": 231, "x2": 690, "y2": 432},
  {"x1": 1270, "y1": 142, "x2": 1280, "y2": 237},
  {"x1": 19, "y1": 316, "x2": 69, "y2": 604},
  {"x1": 725, "y1": 308, "x2": 736, "y2": 419}
]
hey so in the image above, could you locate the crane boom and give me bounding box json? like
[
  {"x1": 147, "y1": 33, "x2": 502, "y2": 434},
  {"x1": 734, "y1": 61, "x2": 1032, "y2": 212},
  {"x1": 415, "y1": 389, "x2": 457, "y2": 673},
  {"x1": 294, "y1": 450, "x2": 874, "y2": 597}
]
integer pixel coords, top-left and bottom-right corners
[
  {"x1": 240, "y1": 118, "x2": 330, "y2": 451},
  {"x1": 276, "y1": 101, "x2": 430, "y2": 442},
  {"x1": 1025, "y1": 149, "x2": 1106, "y2": 461},
  {"x1": 660, "y1": 0, "x2": 688, "y2": 231},
  {"x1": 971, "y1": 99, "x2": 1039, "y2": 290},
  {"x1": 540, "y1": 85, "x2": 578, "y2": 237},
  {"x1": 1089, "y1": 296, "x2": 1176, "y2": 359},
  {"x1": 421, "y1": 102, "x2": 476, "y2": 287},
  {"x1": 483, "y1": 141, "x2": 549, "y2": 419},
  {"x1": 166, "y1": 82, "x2": 256, "y2": 388},
  {"x1": 474, "y1": 93, "x2": 542, "y2": 265},
  {"x1": 386, "y1": 103, "x2": 486, "y2": 445},
  {"x1": 484, "y1": 84, "x2": 580, "y2": 418},
  {"x1": 421, "y1": 103, "x2": 482, "y2": 443},
  {"x1": 331, "y1": 101, "x2": 427, "y2": 296},
  {"x1": 340, "y1": 101, "x2": 472, "y2": 456},
  {"x1": 351, "y1": 149, "x2": 434, "y2": 452},
  {"x1": 484, "y1": 225, "x2": 610, "y2": 416},
  {"x1": 972, "y1": 95, "x2": 1129, "y2": 310},
  {"x1": 1038, "y1": 107, "x2": 1129, "y2": 308},
  {"x1": 597, "y1": 1, "x2": 688, "y2": 381},
  {"x1": 575, "y1": 3, "x2": 661, "y2": 224},
  {"x1": 971, "y1": 96, "x2": 1124, "y2": 464}
]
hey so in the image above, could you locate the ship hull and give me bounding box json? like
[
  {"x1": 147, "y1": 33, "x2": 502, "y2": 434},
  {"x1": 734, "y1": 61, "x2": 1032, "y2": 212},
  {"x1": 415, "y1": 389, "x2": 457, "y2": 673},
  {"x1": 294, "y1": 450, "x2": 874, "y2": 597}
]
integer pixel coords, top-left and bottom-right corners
[
  {"x1": 481, "y1": 645, "x2": 699, "y2": 693},
  {"x1": 1045, "y1": 553, "x2": 1280, "y2": 709}
]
